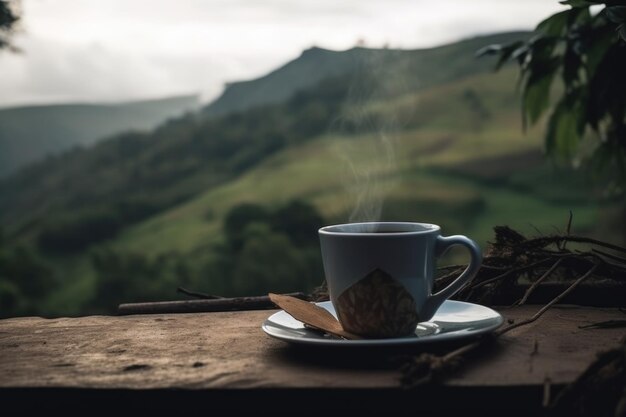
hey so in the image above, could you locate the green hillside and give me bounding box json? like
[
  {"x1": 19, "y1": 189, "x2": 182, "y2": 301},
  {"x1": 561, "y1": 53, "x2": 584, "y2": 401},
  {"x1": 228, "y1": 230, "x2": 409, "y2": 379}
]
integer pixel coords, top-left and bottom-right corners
[
  {"x1": 115, "y1": 67, "x2": 602, "y2": 258},
  {"x1": 204, "y1": 32, "x2": 529, "y2": 117},
  {"x1": 0, "y1": 95, "x2": 200, "y2": 177},
  {"x1": 0, "y1": 32, "x2": 617, "y2": 317},
  {"x1": 0, "y1": 32, "x2": 529, "y2": 240}
]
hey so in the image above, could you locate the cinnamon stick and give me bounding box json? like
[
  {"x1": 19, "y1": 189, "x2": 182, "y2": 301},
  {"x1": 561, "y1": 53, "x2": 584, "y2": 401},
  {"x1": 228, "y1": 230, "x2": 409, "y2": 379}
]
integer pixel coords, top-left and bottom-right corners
[
  {"x1": 268, "y1": 293, "x2": 360, "y2": 339},
  {"x1": 117, "y1": 292, "x2": 309, "y2": 315}
]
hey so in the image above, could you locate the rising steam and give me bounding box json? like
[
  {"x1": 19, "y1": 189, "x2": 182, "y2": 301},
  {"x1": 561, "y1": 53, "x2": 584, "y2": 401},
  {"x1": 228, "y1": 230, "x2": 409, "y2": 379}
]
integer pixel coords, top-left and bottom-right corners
[
  {"x1": 341, "y1": 130, "x2": 396, "y2": 224},
  {"x1": 331, "y1": 48, "x2": 410, "y2": 228}
]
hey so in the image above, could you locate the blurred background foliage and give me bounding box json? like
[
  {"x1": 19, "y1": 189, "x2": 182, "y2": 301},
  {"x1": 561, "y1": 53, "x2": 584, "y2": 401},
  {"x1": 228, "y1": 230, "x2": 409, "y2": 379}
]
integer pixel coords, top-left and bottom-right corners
[
  {"x1": 481, "y1": 0, "x2": 626, "y2": 195},
  {"x1": 0, "y1": 0, "x2": 18, "y2": 51},
  {"x1": 0, "y1": 1, "x2": 624, "y2": 317}
]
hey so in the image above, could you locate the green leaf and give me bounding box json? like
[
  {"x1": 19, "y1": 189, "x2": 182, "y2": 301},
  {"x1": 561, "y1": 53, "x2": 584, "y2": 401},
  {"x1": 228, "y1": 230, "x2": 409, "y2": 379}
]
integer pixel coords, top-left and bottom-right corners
[
  {"x1": 619, "y1": 24, "x2": 626, "y2": 42},
  {"x1": 584, "y1": 27, "x2": 615, "y2": 79},
  {"x1": 523, "y1": 71, "x2": 555, "y2": 127},
  {"x1": 569, "y1": 5, "x2": 592, "y2": 27},
  {"x1": 495, "y1": 41, "x2": 525, "y2": 70},
  {"x1": 545, "y1": 95, "x2": 585, "y2": 157},
  {"x1": 562, "y1": 43, "x2": 582, "y2": 87},
  {"x1": 529, "y1": 36, "x2": 559, "y2": 62},
  {"x1": 584, "y1": 41, "x2": 622, "y2": 131},
  {"x1": 475, "y1": 44, "x2": 501, "y2": 57},
  {"x1": 537, "y1": 10, "x2": 570, "y2": 36},
  {"x1": 604, "y1": 6, "x2": 626, "y2": 24},
  {"x1": 477, "y1": 41, "x2": 528, "y2": 71},
  {"x1": 512, "y1": 44, "x2": 530, "y2": 67},
  {"x1": 521, "y1": 44, "x2": 561, "y2": 127}
]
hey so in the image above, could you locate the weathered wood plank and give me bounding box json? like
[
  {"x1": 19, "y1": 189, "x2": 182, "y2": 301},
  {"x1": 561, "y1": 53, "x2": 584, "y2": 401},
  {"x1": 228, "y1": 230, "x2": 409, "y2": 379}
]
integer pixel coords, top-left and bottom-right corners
[{"x1": 0, "y1": 305, "x2": 623, "y2": 390}]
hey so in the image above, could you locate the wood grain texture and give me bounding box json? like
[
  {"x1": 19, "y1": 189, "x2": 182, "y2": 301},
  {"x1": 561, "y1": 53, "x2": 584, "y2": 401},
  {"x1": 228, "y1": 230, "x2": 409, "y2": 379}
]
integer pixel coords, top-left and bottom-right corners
[{"x1": 0, "y1": 305, "x2": 624, "y2": 390}]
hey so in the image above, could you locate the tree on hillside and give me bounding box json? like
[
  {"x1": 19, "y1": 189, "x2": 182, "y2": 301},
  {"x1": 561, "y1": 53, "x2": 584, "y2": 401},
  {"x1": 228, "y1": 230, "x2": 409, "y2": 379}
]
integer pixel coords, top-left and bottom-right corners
[
  {"x1": 0, "y1": 227, "x2": 56, "y2": 318},
  {"x1": 202, "y1": 200, "x2": 325, "y2": 297},
  {"x1": 0, "y1": 0, "x2": 19, "y2": 51},
  {"x1": 481, "y1": 0, "x2": 626, "y2": 196}
]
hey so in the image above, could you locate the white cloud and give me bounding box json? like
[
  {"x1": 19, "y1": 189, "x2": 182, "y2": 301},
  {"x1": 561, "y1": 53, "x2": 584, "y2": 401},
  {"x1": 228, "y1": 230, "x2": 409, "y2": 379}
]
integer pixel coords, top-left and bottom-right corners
[{"x1": 0, "y1": 0, "x2": 565, "y2": 107}]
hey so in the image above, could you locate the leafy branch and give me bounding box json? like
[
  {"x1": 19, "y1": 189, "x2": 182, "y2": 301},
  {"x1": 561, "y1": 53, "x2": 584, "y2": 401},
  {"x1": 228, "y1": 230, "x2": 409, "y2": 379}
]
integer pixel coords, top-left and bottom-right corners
[
  {"x1": 478, "y1": 1, "x2": 626, "y2": 194},
  {"x1": 0, "y1": 0, "x2": 19, "y2": 52}
]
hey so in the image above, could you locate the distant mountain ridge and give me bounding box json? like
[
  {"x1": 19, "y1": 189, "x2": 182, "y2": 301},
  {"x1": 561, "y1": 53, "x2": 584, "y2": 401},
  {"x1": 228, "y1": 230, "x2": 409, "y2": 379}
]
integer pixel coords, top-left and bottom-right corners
[
  {"x1": 0, "y1": 95, "x2": 200, "y2": 177},
  {"x1": 0, "y1": 32, "x2": 528, "y2": 179},
  {"x1": 0, "y1": 31, "x2": 534, "y2": 243},
  {"x1": 203, "y1": 31, "x2": 529, "y2": 117}
]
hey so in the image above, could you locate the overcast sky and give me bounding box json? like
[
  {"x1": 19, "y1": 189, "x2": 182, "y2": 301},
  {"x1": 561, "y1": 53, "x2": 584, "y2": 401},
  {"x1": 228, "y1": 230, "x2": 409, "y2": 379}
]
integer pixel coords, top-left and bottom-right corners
[{"x1": 0, "y1": 0, "x2": 565, "y2": 108}]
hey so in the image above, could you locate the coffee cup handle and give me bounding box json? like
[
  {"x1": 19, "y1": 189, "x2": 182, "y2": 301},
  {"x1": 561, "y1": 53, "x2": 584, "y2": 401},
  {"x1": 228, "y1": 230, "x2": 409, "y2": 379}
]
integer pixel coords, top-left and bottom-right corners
[{"x1": 422, "y1": 235, "x2": 482, "y2": 321}]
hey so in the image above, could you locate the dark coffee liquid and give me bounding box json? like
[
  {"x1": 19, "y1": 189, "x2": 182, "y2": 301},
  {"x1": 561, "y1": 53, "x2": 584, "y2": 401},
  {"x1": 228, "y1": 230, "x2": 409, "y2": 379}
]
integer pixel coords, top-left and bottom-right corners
[{"x1": 335, "y1": 228, "x2": 412, "y2": 234}]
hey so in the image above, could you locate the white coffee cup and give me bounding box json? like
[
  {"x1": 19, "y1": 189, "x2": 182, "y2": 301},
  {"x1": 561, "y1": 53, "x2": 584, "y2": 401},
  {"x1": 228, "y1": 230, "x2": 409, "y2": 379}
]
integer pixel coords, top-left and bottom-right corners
[{"x1": 319, "y1": 222, "x2": 482, "y2": 338}]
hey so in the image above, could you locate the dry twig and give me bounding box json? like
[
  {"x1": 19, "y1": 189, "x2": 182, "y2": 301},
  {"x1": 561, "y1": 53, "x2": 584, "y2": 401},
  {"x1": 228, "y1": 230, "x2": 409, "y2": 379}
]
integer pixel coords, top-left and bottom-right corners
[
  {"x1": 402, "y1": 218, "x2": 626, "y2": 388},
  {"x1": 402, "y1": 264, "x2": 599, "y2": 387},
  {"x1": 177, "y1": 287, "x2": 224, "y2": 299}
]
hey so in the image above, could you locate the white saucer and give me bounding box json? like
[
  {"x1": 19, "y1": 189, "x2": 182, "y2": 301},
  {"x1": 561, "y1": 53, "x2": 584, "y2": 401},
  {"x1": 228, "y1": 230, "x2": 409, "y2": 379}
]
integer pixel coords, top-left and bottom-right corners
[{"x1": 262, "y1": 300, "x2": 503, "y2": 347}]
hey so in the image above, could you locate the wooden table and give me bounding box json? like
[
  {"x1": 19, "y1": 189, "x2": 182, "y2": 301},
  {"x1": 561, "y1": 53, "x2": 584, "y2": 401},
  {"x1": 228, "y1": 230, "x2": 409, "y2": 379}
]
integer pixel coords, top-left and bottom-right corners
[{"x1": 1, "y1": 305, "x2": 624, "y2": 416}]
